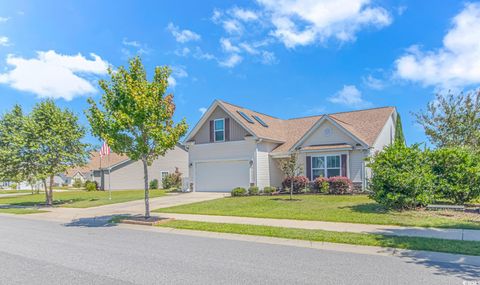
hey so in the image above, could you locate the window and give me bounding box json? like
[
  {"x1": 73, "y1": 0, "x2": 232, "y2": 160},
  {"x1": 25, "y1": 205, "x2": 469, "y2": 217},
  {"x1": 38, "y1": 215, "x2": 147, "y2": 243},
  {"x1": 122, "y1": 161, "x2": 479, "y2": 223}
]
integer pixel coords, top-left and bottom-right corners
[
  {"x1": 214, "y1": 119, "x2": 225, "y2": 142},
  {"x1": 311, "y1": 155, "x2": 342, "y2": 179},
  {"x1": 237, "y1": 111, "x2": 254, "y2": 124},
  {"x1": 161, "y1": 171, "x2": 169, "y2": 180},
  {"x1": 252, "y1": 115, "x2": 268, "y2": 127}
]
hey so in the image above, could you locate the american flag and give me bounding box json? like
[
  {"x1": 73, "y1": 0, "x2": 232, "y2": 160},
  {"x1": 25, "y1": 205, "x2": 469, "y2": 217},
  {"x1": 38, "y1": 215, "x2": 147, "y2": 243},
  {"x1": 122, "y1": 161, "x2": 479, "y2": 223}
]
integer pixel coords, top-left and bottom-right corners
[{"x1": 100, "y1": 142, "x2": 111, "y2": 157}]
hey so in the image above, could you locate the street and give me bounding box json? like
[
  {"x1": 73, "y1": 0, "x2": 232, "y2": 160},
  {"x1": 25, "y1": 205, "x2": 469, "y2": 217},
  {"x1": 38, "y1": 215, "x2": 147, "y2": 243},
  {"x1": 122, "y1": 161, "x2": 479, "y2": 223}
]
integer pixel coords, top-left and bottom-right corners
[{"x1": 0, "y1": 215, "x2": 476, "y2": 284}]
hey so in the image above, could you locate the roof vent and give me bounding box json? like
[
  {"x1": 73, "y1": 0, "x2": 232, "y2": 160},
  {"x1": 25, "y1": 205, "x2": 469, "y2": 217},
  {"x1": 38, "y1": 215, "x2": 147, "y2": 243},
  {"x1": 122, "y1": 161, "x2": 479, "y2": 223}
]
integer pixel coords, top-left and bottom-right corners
[{"x1": 237, "y1": 111, "x2": 254, "y2": 124}]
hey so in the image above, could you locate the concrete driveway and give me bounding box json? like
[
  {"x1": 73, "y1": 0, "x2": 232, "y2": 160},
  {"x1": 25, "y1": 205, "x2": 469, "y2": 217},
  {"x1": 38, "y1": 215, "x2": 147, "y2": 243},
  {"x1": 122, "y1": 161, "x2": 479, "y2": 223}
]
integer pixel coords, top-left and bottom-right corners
[{"x1": 24, "y1": 192, "x2": 226, "y2": 223}]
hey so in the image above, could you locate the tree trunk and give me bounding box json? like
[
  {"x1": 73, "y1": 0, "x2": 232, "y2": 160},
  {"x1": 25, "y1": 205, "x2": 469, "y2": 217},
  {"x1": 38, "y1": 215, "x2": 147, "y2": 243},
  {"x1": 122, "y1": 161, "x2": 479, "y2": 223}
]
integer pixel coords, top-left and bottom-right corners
[
  {"x1": 142, "y1": 158, "x2": 150, "y2": 219},
  {"x1": 290, "y1": 178, "x2": 293, "y2": 200},
  {"x1": 47, "y1": 175, "x2": 54, "y2": 206},
  {"x1": 42, "y1": 179, "x2": 48, "y2": 204}
]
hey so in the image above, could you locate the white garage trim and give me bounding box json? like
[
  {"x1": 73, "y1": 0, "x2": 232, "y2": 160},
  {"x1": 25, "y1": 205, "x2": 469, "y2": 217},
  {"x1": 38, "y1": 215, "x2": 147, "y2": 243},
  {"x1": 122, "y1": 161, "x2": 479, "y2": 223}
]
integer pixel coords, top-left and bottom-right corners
[{"x1": 193, "y1": 158, "x2": 252, "y2": 192}]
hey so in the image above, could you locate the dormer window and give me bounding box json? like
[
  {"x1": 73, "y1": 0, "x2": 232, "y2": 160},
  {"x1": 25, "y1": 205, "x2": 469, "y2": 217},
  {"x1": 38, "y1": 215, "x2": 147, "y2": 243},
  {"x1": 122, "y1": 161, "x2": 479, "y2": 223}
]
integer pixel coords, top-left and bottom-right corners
[{"x1": 214, "y1": 119, "x2": 225, "y2": 142}]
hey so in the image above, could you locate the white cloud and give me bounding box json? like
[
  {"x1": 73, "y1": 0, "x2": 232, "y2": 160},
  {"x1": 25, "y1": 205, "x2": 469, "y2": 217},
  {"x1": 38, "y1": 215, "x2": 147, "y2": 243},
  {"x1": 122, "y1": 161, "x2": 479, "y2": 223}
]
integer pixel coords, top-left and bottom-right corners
[
  {"x1": 261, "y1": 51, "x2": 277, "y2": 64},
  {"x1": 0, "y1": 17, "x2": 9, "y2": 23},
  {"x1": 199, "y1": 107, "x2": 207, "y2": 114},
  {"x1": 395, "y1": 3, "x2": 480, "y2": 88},
  {"x1": 168, "y1": 66, "x2": 188, "y2": 89},
  {"x1": 174, "y1": 47, "x2": 191, "y2": 57},
  {"x1": 362, "y1": 75, "x2": 384, "y2": 90},
  {"x1": 257, "y1": 0, "x2": 391, "y2": 48},
  {"x1": 193, "y1": 47, "x2": 216, "y2": 60},
  {"x1": 220, "y1": 38, "x2": 241, "y2": 53},
  {"x1": 167, "y1": 22, "x2": 201, "y2": 43},
  {"x1": 0, "y1": 50, "x2": 109, "y2": 100},
  {"x1": 223, "y1": 19, "x2": 243, "y2": 34},
  {"x1": 121, "y1": 38, "x2": 150, "y2": 58},
  {"x1": 232, "y1": 7, "x2": 259, "y2": 21},
  {"x1": 167, "y1": 76, "x2": 177, "y2": 88},
  {"x1": 239, "y1": 42, "x2": 259, "y2": 55},
  {"x1": 328, "y1": 85, "x2": 371, "y2": 108},
  {"x1": 0, "y1": 36, "x2": 9, "y2": 46},
  {"x1": 219, "y1": 54, "x2": 243, "y2": 68}
]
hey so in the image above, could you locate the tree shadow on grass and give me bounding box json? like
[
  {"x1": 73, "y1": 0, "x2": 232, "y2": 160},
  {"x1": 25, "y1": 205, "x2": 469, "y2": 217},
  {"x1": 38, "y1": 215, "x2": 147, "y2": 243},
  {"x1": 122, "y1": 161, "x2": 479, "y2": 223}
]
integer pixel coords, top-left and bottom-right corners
[
  {"x1": 341, "y1": 203, "x2": 390, "y2": 214},
  {"x1": 270, "y1": 198, "x2": 303, "y2": 202},
  {"x1": 63, "y1": 214, "x2": 132, "y2": 228}
]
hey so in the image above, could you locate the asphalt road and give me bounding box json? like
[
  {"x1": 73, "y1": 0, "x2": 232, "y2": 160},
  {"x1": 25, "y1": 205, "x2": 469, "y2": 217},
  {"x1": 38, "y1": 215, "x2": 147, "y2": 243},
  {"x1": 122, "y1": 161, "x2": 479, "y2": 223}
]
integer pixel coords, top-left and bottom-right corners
[{"x1": 0, "y1": 215, "x2": 477, "y2": 285}]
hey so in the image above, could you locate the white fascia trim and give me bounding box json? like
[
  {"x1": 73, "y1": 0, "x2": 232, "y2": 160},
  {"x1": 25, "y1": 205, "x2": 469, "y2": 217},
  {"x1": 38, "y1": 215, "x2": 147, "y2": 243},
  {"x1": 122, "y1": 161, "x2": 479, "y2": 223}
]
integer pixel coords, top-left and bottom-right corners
[
  {"x1": 300, "y1": 147, "x2": 353, "y2": 153},
  {"x1": 290, "y1": 115, "x2": 368, "y2": 151}
]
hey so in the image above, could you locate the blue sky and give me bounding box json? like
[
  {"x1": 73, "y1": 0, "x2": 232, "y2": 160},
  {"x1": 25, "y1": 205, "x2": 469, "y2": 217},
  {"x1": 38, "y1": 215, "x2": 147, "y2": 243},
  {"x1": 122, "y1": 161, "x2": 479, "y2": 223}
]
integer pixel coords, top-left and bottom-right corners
[{"x1": 0, "y1": 0, "x2": 479, "y2": 147}]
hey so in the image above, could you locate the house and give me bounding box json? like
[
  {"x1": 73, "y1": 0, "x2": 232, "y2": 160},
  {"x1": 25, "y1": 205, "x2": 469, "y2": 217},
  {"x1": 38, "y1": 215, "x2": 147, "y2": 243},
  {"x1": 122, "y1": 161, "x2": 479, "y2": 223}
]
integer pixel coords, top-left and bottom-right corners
[
  {"x1": 184, "y1": 100, "x2": 400, "y2": 192},
  {"x1": 64, "y1": 144, "x2": 189, "y2": 190}
]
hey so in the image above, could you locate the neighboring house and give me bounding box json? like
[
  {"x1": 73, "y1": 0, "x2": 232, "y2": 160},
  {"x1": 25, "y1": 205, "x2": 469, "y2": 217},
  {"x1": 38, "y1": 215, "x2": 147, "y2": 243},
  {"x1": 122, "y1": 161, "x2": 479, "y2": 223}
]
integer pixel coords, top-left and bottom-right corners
[
  {"x1": 184, "y1": 100, "x2": 399, "y2": 192},
  {"x1": 88, "y1": 144, "x2": 189, "y2": 190}
]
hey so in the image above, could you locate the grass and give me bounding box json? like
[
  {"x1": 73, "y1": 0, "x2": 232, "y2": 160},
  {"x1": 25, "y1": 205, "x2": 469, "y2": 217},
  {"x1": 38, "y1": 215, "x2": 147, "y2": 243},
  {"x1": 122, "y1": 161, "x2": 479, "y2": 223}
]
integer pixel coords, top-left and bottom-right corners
[
  {"x1": 0, "y1": 189, "x2": 166, "y2": 209},
  {"x1": 0, "y1": 208, "x2": 47, "y2": 214},
  {"x1": 0, "y1": 190, "x2": 34, "y2": 194},
  {"x1": 156, "y1": 195, "x2": 480, "y2": 229},
  {"x1": 159, "y1": 220, "x2": 480, "y2": 256}
]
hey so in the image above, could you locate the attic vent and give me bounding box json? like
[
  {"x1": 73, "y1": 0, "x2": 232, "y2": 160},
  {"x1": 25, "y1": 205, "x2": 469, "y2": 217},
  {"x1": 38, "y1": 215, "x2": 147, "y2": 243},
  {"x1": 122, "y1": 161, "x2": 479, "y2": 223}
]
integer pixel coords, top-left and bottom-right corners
[
  {"x1": 252, "y1": 115, "x2": 268, "y2": 127},
  {"x1": 237, "y1": 111, "x2": 254, "y2": 124}
]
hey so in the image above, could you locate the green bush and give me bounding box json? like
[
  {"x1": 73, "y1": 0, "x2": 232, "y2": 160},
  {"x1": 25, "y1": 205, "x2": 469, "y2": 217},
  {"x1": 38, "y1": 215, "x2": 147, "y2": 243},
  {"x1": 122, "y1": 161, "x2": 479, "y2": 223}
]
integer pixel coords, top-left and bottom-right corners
[
  {"x1": 328, "y1": 176, "x2": 352, "y2": 194},
  {"x1": 429, "y1": 147, "x2": 480, "y2": 204},
  {"x1": 72, "y1": 178, "x2": 83, "y2": 188},
  {"x1": 367, "y1": 143, "x2": 435, "y2": 210},
  {"x1": 10, "y1": 183, "x2": 17, "y2": 190},
  {"x1": 149, "y1": 179, "x2": 159, "y2": 190},
  {"x1": 248, "y1": 186, "x2": 259, "y2": 195},
  {"x1": 282, "y1": 176, "x2": 309, "y2": 193},
  {"x1": 313, "y1": 177, "x2": 329, "y2": 193},
  {"x1": 162, "y1": 168, "x2": 182, "y2": 190},
  {"x1": 84, "y1": 181, "x2": 98, "y2": 191},
  {"x1": 263, "y1": 186, "x2": 276, "y2": 195},
  {"x1": 231, "y1": 187, "x2": 247, "y2": 197}
]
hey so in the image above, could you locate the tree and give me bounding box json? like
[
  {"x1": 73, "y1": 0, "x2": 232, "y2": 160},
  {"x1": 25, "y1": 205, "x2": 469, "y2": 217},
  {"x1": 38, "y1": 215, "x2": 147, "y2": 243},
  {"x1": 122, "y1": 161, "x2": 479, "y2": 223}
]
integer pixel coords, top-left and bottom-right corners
[
  {"x1": 277, "y1": 151, "x2": 303, "y2": 200},
  {"x1": 86, "y1": 57, "x2": 188, "y2": 218},
  {"x1": 414, "y1": 91, "x2": 480, "y2": 148},
  {"x1": 394, "y1": 113, "x2": 405, "y2": 145},
  {"x1": 27, "y1": 100, "x2": 89, "y2": 205}
]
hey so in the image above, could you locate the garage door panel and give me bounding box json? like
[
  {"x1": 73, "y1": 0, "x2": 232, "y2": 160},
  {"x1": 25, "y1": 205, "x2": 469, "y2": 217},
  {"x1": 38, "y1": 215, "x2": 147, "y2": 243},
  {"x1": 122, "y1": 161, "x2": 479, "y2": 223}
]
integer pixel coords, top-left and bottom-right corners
[{"x1": 196, "y1": 160, "x2": 250, "y2": 192}]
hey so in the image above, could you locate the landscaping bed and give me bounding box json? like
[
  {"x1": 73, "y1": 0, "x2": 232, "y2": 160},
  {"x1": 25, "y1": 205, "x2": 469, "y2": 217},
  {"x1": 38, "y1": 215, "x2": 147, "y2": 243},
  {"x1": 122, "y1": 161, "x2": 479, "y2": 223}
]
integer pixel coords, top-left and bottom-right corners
[{"x1": 155, "y1": 195, "x2": 480, "y2": 229}]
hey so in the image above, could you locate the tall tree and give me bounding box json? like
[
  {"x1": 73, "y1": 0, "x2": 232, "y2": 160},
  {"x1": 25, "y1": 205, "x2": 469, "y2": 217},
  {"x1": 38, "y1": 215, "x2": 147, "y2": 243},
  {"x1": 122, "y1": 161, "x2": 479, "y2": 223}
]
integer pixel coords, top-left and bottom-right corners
[
  {"x1": 86, "y1": 57, "x2": 188, "y2": 218},
  {"x1": 414, "y1": 91, "x2": 480, "y2": 148},
  {"x1": 394, "y1": 113, "x2": 405, "y2": 145},
  {"x1": 27, "y1": 100, "x2": 89, "y2": 205},
  {"x1": 0, "y1": 105, "x2": 27, "y2": 184}
]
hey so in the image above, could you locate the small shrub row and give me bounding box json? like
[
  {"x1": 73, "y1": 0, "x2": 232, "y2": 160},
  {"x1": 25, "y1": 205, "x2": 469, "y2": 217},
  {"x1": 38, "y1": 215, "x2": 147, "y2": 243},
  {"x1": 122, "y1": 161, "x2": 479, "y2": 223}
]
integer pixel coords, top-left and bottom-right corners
[
  {"x1": 231, "y1": 186, "x2": 278, "y2": 197},
  {"x1": 84, "y1": 180, "x2": 98, "y2": 191}
]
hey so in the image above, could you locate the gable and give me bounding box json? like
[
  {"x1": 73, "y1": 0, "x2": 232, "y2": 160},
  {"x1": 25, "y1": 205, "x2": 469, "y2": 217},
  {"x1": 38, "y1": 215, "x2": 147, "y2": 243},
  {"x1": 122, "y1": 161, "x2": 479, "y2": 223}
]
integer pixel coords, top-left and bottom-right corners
[
  {"x1": 191, "y1": 106, "x2": 251, "y2": 144},
  {"x1": 300, "y1": 119, "x2": 358, "y2": 147}
]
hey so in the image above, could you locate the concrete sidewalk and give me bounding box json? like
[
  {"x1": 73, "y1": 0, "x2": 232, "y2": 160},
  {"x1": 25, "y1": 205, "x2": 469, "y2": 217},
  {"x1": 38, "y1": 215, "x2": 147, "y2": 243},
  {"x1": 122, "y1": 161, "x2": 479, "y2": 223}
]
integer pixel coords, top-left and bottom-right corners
[{"x1": 159, "y1": 213, "x2": 480, "y2": 241}]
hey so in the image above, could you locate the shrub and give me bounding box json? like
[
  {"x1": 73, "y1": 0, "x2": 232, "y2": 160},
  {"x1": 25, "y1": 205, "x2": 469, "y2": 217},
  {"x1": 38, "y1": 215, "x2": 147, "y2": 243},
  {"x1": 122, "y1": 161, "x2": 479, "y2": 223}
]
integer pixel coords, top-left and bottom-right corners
[
  {"x1": 313, "y1": 177, "x2": 330, "y2": 193},
  {"x1": 162, "y1": 167, "x2": 182, "y2": 190},
  {"x1": 367, "y1": 142, "x2": 435, "y2": 210},
  {"x1": 282, "y1": 176, "x2": 309, "y2": 193},
  {"x1": 231, "y1": 187, "x2": 247, "y2": 197},
  {"x1": 328, "y1": 176, "x2": 352, "y2": 194},
  {"x1": 263, "y1": 186, "x2": 276, "y2": 195},
  {"x1": 149, "y1": 179, "x2": 159, "y2": 190},
  {"x1": 84, "y1": 180, "x2": 98, "y2": 191},
  {"x1": 429, "y1": 147, "x2": 480, "y2": 204},
  {"x1": 72, "y1": 178, "x2": 83, "y2": 188},
  {"x1": 248, "y1": 186, "x2": 259, "y2": 195},
  {"x1": 10, "y1": 183, "x2": 17, "y2": 190}
]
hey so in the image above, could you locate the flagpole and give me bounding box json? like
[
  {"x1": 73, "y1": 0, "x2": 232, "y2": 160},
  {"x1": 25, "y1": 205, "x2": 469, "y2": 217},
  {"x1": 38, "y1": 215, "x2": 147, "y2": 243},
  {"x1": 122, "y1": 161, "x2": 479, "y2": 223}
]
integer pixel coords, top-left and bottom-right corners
[{"x1": 108, "y1": 153, "x2": 111, "y2": 200}]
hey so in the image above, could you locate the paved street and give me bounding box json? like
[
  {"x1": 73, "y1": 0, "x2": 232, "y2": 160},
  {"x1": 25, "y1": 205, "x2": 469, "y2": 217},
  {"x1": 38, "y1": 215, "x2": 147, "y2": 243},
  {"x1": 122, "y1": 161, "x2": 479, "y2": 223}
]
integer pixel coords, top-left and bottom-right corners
[{"x1": 0, "y1": 215, "x2": 477, "y2": 285}]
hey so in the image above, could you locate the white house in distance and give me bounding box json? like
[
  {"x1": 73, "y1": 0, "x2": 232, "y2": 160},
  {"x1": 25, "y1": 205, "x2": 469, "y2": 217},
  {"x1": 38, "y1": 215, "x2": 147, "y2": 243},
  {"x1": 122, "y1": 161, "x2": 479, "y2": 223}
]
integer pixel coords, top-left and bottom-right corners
[{"x1": 184, "y1": 100, "x2": 399, "y2": 192}]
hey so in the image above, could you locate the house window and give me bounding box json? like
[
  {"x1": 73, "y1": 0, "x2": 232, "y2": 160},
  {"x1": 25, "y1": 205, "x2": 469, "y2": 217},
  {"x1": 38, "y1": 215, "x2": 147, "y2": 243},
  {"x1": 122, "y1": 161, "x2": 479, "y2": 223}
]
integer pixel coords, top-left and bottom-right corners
[
  {"x1": 311, "y1": 155, "x2": 342, "y2": 179},
  {"x1": 214, "y1": 119, "x2": 225, "y2": 142},
  {"x1": 161, "y1": 171, "x2": 169, "y2": 181}
]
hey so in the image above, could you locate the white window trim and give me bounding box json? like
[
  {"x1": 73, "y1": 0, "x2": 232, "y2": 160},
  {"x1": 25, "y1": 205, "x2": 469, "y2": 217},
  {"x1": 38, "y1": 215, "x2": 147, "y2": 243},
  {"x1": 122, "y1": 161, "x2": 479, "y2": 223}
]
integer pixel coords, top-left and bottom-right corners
[
  {"x1": 160, "y1": 171, "x2": 169, "y2": 179},
  {"x1": 311, "y1": 154, "x2": 343, "y2": 179},
  {"x1": 214, "y1": 118, "x2": 225, "y2": 142}
]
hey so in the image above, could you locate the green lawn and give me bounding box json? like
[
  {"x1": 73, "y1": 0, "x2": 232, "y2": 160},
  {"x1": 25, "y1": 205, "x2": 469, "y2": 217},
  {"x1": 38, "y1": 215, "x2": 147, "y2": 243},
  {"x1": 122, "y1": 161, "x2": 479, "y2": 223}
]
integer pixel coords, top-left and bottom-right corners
[
  {"x1": 0, "y1": 208, "x2": 47, "y2": 214},
  {"x1": 159, "y1": 220, "x2": 480, "y2": 256},
  {"x1": 156, "y1": 195, "x2": 480, "y2": 229},
  {"x1": 0, "y1": 190, "x2": 33, "y2": 194},
  {"x1": 0, "y1": 189, "x2": 166, "y2": 209}
]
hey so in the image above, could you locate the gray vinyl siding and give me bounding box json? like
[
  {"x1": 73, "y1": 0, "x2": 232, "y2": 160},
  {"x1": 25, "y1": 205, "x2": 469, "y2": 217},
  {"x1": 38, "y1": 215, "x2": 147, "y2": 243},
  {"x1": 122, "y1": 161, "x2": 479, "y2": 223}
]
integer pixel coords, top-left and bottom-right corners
[
  {"x1": 349, "y1": 150, "x2": 367, "y2": 183},
  {"x1": 97, "y1": 145, "x2": 188, "y2": 190},
  {"x1": 192, "y1": 107, "x2": 250, "y2": 144}
]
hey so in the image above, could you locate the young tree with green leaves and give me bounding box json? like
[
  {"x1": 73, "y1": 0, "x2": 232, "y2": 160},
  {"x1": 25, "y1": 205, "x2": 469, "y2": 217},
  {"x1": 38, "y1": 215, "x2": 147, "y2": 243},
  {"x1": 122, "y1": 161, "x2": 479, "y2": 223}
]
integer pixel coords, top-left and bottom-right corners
[
  {"x1": 278, "y1": 150, "x2": 303, "y2": 200},
  {"x1": 414, "y1": 91, "x2": 480, "y2": 148},
  {"x1": 86, "y1": 57, "x2": 188, "y2": 218},
  {"x1": 27, "y1": 100, "x2": 89, "y2": 205}
]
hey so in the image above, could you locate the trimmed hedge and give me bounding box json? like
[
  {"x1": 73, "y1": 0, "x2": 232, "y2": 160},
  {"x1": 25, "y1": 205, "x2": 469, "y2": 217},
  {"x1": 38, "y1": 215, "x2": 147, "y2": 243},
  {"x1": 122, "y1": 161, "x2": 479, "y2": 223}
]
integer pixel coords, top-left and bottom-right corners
[
  {"x1": 328, "y1": 176, "x2": 353, "y2": 194},
  {"x1": 231, "y1": 187, "x2": 247, "y2": 197}
]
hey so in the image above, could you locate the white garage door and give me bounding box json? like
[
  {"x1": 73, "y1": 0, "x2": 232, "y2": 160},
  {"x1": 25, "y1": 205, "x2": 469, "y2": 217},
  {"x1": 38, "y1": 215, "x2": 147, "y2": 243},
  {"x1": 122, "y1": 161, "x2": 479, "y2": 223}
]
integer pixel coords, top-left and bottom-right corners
[{"x1": 195, "y1": 160, "x2": 250, "y2": 192}]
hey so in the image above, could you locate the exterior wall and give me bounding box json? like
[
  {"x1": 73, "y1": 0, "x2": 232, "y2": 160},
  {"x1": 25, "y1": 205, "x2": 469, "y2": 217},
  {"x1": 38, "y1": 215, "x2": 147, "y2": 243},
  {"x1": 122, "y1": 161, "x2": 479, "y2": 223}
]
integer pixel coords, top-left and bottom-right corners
[
  {"x1": 188, "y1": 138, "x2": 257, "y2": 191},
  {"x1": 372, "y1": 113, "x2": 396, "y2": 152},
  {"x1": 302, "y1": 120, "x2": 357, "y2": 146},
  {"x1": 256, "y1": 141, "x2": 280, "y2": 189},
  {"x1": 192, "y1": 107, "x2": 250, "y2": 144},
  {"x1": 100, "y1": 145, "x2": 188, "y2": 190},
  {"x1": 348, "y1": 149, "x2": 368, "y2": 183}
]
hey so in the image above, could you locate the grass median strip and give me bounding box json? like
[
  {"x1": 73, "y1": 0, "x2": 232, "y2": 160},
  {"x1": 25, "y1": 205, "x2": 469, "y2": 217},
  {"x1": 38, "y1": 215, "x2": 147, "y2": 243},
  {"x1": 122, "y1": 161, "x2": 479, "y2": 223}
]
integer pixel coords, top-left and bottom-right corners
[
  {"x1": 156, "y1": 195, "x2": 480, "y2": 230},
  {"x1": 0, "y1": 208, "x2": 47, "y2": 214},
  {"x1": 158, "y1": 220, "x2": 480, "y2": 256}
]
